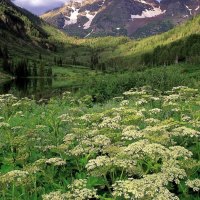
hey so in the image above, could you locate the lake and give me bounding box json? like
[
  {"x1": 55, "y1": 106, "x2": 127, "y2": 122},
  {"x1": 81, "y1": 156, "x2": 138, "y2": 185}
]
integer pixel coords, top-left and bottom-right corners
[{"x1": 0, "y1": 78, "x2": 81, "y2": 99}]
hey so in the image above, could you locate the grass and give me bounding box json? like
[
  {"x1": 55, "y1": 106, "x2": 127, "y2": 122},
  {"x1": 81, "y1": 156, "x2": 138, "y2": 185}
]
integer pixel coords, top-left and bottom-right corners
[
  {"x1": 0, "y1": 85, "x2": 199, "y2": 200},
  {"x1": 53, "y1": 65, "x2": 96, "y2": 78},
  {"x1": 0, "y1": 70, "x2": 12, "y2": 81},
  {"x1": 1, "y1": 63, "x2": 200, "y2": 101},
  {"x1": 73, "y1": 63, "x2": 200, "y2": 101}
]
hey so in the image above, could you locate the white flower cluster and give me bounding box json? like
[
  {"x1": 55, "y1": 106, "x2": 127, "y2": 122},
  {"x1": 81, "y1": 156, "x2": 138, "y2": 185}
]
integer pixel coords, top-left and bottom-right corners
[
  {"x1": 112, "y1": 173, "x2": 179, "y2": 200},
  {"x1": 120, "y1": 100, "x2": 129, "y2": 107},
  {"x1": 79, "y1": 114, "x2": 94, "y2": 122},
  {"x1": 161, "y1": 160, "x2": 187, "y2": 184},
  {"x1": 86, "y1": 156, "x2": 112, "y2": 174},
  {"x1": 65, "y1": 179, "x2": 99, "y2": 200},
  {"x1": 43, "y1": 179, "x2": 99, "y2": 200},
  {"x1": 92, "y1": 134, "x2": 111, "y2": 147},
  {"x1": 0, "y1": 170, "x2": 29, "y2": 185},
  {"x1": 58, "y1": 114, "x2": 73, "y2": 123},
  {"x1": 172, "y1": 126, "x2": 200, "y2": 137},
  {"x1": 99, "y1": 114, "x2": 121, "y2": 129},
  {"x1": 172, "y1": 86, "x2": 198, "y2": 97},
  {"x1": 64, "y1": 130, "x2": 111, "y2": 156},
  {"x1": 135, "y1": 98, "x2": 148, "y2": 106},
  {"x1": 42, "y1": 191, "x2": 65, "y2": 200},
  {"x1": 186, "y1": 179, "x2": 200, "y2": 192},
  {"x1": 0, "y1": 94, "x2": 18, "y2": 108},
  {"x1": 149, "y1": 108, "x2": 162, "y2": 114},
  {"x1": 45, "y1": 157, "x2": 66, "y2": 166},
  {"x1": 0, "y1": 122, "x2": 10, "y2": 128},
  {"x1": 169, "y1": 146, "x2": 193, "y2": 160},
  {"x1": 144, "y1": 118, "x2": 160, "y2": 125},
  {"x1": 123, "y1": 90, "x2": 146, "y2": 97},
  {"x1": 121, "y1": 126, "x2": 144, "y2": 140}
]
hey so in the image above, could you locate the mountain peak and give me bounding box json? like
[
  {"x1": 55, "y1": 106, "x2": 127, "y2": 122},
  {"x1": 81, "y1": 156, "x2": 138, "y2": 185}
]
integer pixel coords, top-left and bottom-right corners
[{"x1": 41, "y1": 0, "x2": 200, "y2": 38}]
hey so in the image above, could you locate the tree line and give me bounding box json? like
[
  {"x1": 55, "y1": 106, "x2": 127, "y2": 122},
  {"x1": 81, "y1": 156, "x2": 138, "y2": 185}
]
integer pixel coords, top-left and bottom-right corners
[
  {"x1": 141, "y1": 34, "x2": 200, "y2": 66},
  {"x1": 0, "y1": 45, "x2": 53, "y2": 78}
]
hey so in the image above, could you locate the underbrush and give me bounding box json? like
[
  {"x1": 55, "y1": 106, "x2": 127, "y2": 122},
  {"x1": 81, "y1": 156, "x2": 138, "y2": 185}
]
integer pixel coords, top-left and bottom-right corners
[
  {"x1": 0, "y1": 86, "x2": 200, "y2": 199},
  {"x1": 79, "y1": 64, "x2": 200, "y2": 101}
]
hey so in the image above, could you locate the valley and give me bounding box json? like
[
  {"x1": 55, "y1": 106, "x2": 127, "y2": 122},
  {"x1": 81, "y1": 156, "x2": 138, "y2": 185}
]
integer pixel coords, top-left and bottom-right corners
[{"x1": 0, "y1": 0, "x2": 200, "y2": 200}]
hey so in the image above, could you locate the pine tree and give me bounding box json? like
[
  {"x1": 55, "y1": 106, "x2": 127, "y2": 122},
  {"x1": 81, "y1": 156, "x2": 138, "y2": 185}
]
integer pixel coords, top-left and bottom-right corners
[
  {"x1": 91, "y1": 50, "x2": 99, "y2": 70},
  {"x1": 39, "y1": 53, "x2": 42, "y2": 60},
  {"x1": 54, "y1": 57, "x2": 57, "y2": 65},
  {"x1": 3, "y1": 45, "x2": 9, "y2": 59},
  {"x1": 0, "y1": 46, "x2": 3, "y2": 58},
  {"x1": 47, "y1": 67, "x2": 53, "y2": 77},
  {"x1": 39, "y1": 64, "x2": 45, "y2": 77},
  {"x1": 14, "y1": 59, "x2": 30, "y2": 78},
  {"x1": 2, "y1": 57, "x2": 10, "y2": 73},
  {"x1": 59, "y1": 57, "x2": 63, "y2": 66},
  {"x1": 33, "y1": 62, "x2": 38, "y2": 77},
  {"x1": 71, "y1": 52, "x2": 78, "y2": 65}
]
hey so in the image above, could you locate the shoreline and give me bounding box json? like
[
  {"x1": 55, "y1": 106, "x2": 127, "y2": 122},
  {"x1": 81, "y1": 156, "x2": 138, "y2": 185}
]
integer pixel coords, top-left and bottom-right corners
[{"x1": 0, "y1": 72, "x2": 13, "y2": 81}]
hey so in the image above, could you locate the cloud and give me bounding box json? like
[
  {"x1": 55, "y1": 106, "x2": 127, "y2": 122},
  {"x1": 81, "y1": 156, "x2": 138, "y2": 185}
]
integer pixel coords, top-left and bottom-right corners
[{"x1": 13, "y1": 0, "x2": 69, "y2": 15}]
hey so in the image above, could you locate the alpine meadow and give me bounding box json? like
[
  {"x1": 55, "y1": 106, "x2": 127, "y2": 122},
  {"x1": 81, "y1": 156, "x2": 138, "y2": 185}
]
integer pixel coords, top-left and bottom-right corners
[{"x1": 0, "y1": 0, "x2": 200, "y2": 200}]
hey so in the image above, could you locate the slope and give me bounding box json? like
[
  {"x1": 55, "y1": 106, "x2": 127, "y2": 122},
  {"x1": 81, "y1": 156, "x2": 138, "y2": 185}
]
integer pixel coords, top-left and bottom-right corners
[
  {"x1": 41, "y1": 0, "x2": 200, "y2": 38},
  {"x1": 0, "y1": 0, "x2": 200, "y2": 75}
]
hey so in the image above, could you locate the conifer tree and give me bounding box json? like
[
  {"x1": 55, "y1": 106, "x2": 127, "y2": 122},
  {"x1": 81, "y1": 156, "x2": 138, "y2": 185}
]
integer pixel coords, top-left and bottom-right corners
[
  {"x1": 47, "y1": 67, "x2": 53, "y2": 77},
  {"x1": 33, "y1": 62, "x2": 38, "y2": 77},
  {"x1": 0, "y1": 46, "x2": 3, "y2": 58},
  {"x1": 71, "y1": 52, "x2": 78, "y2": 65}
]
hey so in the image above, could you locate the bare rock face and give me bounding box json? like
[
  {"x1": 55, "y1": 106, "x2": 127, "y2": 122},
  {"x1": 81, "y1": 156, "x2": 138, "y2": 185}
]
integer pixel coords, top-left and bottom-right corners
[{"x1": 41, "y1": 0, "x2": 200, "y2": 38}]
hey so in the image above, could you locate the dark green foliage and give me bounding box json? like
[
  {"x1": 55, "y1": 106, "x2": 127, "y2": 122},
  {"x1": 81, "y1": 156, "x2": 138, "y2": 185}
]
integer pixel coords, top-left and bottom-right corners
[
  {"x1": 2, "y1": 45, "x2": 9, "y2": 59},
  {"x1": 32, "y1": 62, "x2": 37, "y2": 77},
  {"x1": 1, "y1": 45, "x2": 11, "y2": 73},
  {"x1": 47, "y1": 67, "x2": 53, "y2": 77},
  {"x1": 90, "y1": 49, "x2": 99, "y2": 70},
  {"x1": 77, "y1": 64, "x2": 200, "y2": 102},
  {"x1": 39, "y1": 53, "x2": 42, "y2": 60},
  {"x1": 54, "y1": 56, "x2": 57, "y2": 65},
  {"x1": 141, "y1": 34, "x2": 200, "y2": 66},
  {"x1": 0, "y1": 46, "x2": 3, "y2": 58},
  {"x1": 58, "y1": 57, "x2": 63, "y2": 66},
  {"x1": 14, "y1": 59, "x2": 30, "y2": 78},
  {"x1": 39, "y1": 64, "x2": 45, "y2": 77},
  {"x1": 71, "y1": 51, "x2": 78, "y2": 65},
  {"x1": 2, "y1": 56, "x2": 10, "y2": 73}
]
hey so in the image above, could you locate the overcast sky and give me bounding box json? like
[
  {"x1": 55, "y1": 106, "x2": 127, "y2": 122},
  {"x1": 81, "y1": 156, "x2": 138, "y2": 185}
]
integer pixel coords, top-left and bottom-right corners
[{"x1": 12, "y1": 0, "x2": 69, "y2": 15}]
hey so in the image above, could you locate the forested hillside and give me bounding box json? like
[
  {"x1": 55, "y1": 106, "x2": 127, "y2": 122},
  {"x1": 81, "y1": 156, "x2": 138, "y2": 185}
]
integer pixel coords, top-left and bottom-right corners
[
  {"x1": 0, "y1": 0, "x2": 200, "y2": 75},
  {"x1": 93, "y1": 15, "x2": 200, "y2": 69}
]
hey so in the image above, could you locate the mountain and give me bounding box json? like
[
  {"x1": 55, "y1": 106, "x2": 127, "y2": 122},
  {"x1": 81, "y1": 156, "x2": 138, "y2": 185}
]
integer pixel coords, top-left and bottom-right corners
[
  {"x1": 0, "y1": 0, "x2": 47, "y2": 39},
  {"x1": 41, "y1": 0, "x2": 200, "y2": 38},
  {"x1": 0, "y1": 0, "x2": 78, "y2": 60},
  {"x1": 0, "y1": 0, "x2": 200, "y2": 73}
]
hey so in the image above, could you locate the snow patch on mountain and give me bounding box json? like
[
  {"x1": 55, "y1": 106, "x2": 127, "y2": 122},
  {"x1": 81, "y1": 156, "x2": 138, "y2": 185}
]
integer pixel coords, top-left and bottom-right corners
[
  {"x1": 83, "y1": 10, "x2": 97, "y2": 29},
  {"x1": 135, "y1": 0, "x2": 152, "y2": 5},
  {"x1": 131, "y1": 7, "x2": 166, "y2": 19},
  {"x1": 63, "y1": 6, "x2": 79, "y2": 27},
  {"x1": 185, "y1": 5, "x2": 192, "y2": 15}
]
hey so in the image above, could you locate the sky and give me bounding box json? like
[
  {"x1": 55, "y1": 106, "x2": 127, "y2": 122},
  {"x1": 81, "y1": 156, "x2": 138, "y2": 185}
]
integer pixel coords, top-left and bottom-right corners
[
  {"x1": 12, "y1": 0, "x2": 69, "y2": 15},
  {"x1": 12, "y1": 0, "x2": 162, "y2": 16}
]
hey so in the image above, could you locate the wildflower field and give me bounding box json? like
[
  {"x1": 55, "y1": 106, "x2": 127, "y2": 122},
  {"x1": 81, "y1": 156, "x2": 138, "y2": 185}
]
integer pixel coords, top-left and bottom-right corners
[{"x1": 0, "y1": 86, "x2": 200, "y2": 200}]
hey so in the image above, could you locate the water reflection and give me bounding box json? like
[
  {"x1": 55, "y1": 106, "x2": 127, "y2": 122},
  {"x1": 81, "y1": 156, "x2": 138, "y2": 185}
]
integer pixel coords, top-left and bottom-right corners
[{"x1": 0, "y1": 78, "x2": 79, "y2": 99}]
